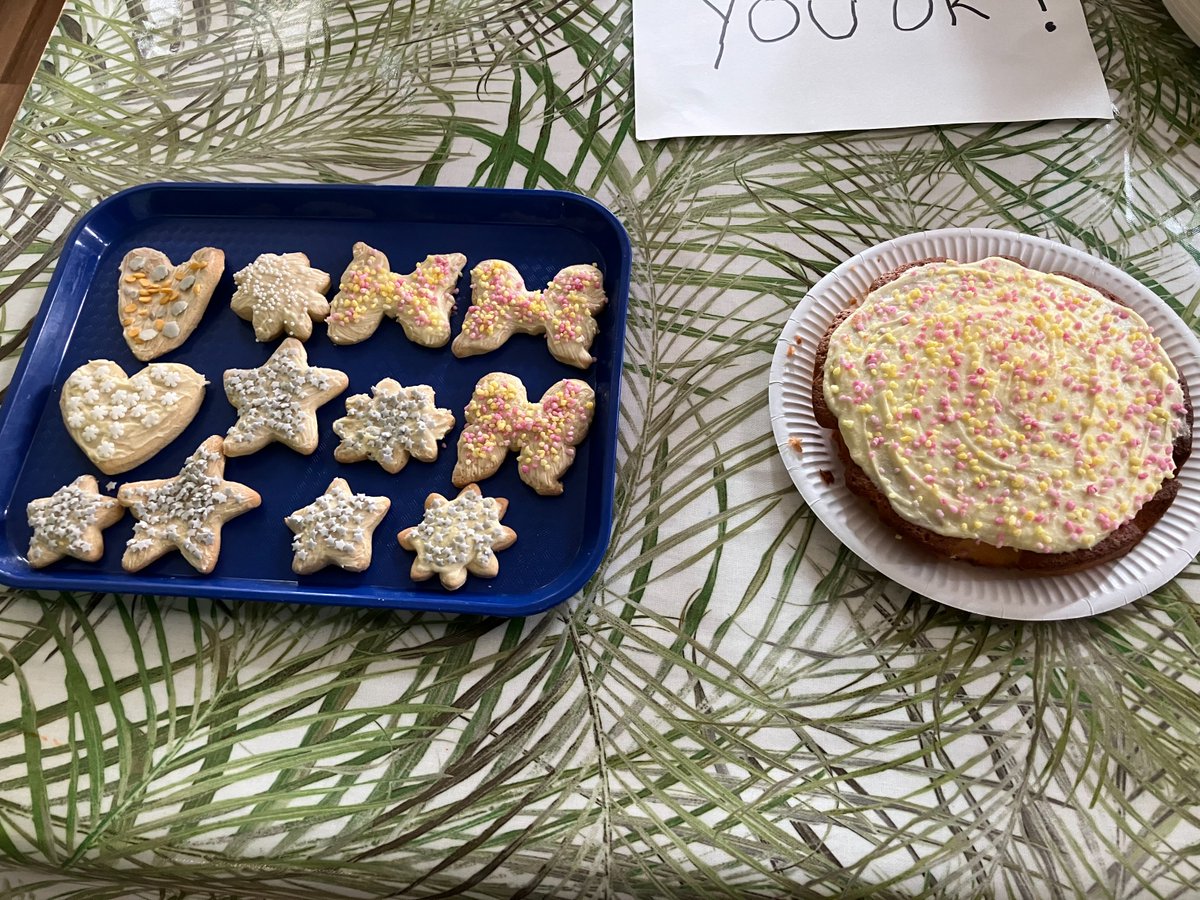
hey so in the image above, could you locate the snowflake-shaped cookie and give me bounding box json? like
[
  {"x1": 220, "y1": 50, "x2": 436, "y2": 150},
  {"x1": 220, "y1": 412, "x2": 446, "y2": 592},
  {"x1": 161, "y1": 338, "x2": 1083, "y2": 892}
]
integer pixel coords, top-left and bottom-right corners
[
  {"x1": 26, "y1": 475, "x2": 124, "y2": 568},
  {"x1": 223, "y1": 338, "x2": 349, "y2": 456},
  {"x1": 332, "y1": 378, "x2": 455, "y2": 474},
  {"x1": 397, "y1": 484, "x2": 516, "y2": 590},
  {"x1": 285, "y1": 477, "x2": 391, "y2": 575},
  {"x1": 118, "y1": 435, "x2": 261, "y2": 573},
  {"x1": 230, "y1": 252, "x2": 331, "y2": 341},
  {"x1": 327, "y1": 243, "x2": 466, "y2": 346}
]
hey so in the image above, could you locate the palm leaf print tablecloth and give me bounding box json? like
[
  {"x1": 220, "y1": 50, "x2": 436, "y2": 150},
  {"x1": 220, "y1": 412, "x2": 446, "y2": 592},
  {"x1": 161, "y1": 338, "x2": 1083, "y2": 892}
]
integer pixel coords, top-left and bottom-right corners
[{"x1": 1, "y1": 2, "x2": 1199, "y2": 897}]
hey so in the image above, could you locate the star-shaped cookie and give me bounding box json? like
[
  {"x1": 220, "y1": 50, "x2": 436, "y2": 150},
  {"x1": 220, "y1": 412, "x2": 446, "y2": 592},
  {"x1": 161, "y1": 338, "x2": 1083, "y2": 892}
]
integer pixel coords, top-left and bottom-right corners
[
  {"x1": 223, "y1": 338, "x2": 349, "y2": 456},
  {"x1": 230, "y1": 252, "x2": 331, "y2": 341},
  {"x1": 285, "y1": 477, "x2": 391, "y2": 575},
  {"x1": 118, "y1": 435, "x2": 261, "y2": 573},
  {"x1": 397, "y1": 484, "x2": 516, "y2": 590},
  {"x1": 332, "y1": 378, "x2": 455, "y2": 473},
  {"x1": 26, "y1": 475, "x2": 124, "y2": 568},
  {"x1": 327, "y1": 243, "x2": 466, "y2": 346}
]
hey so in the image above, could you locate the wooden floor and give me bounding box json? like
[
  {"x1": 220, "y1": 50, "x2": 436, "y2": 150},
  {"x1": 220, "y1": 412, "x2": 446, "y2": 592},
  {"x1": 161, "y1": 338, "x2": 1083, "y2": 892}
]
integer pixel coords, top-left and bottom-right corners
[{"x1": 0, "y1": 0, "x2": 68, "y2": 146}]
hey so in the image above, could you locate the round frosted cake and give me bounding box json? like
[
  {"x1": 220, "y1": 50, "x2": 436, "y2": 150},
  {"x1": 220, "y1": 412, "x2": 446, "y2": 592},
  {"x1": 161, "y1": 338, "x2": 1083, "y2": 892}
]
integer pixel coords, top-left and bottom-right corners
[{"x1": 813, "y1": 256, "x2": 1193, "y2": 572}]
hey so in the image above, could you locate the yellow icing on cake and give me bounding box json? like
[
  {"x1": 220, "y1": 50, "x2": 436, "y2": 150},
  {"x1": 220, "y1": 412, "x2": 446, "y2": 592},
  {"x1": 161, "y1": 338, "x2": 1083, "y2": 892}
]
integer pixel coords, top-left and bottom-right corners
[{"x1": 824, "y1": 257, "x2": 1185, "y2": 552}]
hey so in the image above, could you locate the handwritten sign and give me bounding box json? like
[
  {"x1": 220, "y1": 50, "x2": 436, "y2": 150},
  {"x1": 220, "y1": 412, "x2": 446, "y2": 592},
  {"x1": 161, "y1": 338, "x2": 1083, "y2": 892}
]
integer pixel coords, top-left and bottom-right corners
[{"x1": 633, "y1": 0, "x2": 1111, "y2": 139}]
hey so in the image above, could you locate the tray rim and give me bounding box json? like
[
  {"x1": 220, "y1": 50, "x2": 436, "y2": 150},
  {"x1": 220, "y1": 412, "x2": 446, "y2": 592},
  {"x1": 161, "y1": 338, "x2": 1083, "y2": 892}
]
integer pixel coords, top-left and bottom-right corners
[{"x1": 0, "y1": 180, "x2": 631, "y2": 617}]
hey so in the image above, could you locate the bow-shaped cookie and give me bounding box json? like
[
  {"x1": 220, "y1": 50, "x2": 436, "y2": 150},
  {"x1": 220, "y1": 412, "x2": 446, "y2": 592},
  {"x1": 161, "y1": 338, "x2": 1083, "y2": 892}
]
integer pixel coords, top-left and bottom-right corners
[
  {"x1": 451, "y1": 260, "x2": 607, "y2": 369},
  {"x1": 327, "y1": 243, "x2": 466, "y2": 346},
  {"x1": 452, "y1": 372, "x2": 595, "y2": 496}
]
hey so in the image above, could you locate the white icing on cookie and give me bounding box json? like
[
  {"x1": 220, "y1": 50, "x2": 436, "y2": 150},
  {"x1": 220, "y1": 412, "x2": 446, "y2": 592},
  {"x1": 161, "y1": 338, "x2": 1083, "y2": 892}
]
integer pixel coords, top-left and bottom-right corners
[
  {"x1": 230, "y1": 252, "x2": 331, "y2": 341},
  {"x1": 118, "y1": 435, "x2": 261, "y2": 573},
  {"x1": 26, "y1": 475, "x2": 123, "y2": 568},
  {"x1": 60, "y1": 360, "x2": 206, "y2": 475},
  {"x1": 285, "y1": 477, "x2": 390, "y2": 574},
  {"x1": 332, "y1": 379, "x2": 455, "y2": 474},
  {"x1": 223, "y1": 338, "x2": 348, "y2": 456},
  {"x1": 397, "y1": 484, "x2": 516, "y2": 590}
]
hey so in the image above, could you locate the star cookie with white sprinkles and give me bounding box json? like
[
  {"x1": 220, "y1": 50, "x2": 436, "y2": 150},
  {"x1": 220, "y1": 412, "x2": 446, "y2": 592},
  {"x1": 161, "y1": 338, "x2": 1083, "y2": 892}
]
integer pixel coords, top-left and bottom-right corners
[
  {"x1": 223, "y1": 338, "x2": 349, "y2": 456},
  {"x1": 397, "y1": 483, "x2": 516, "y2": 590},
  {"x1": 327, "y1": 242, "x2": 466, "y2": 346},
  {"x1": 26, "y1": 475, "x2": 124, "y2": 568},
  {"x1": 230, "y1": 252, "x2": 331, "y2": 341},
  {"x1": 333, "y1": 378, "x2": 456, "y2": 474},
  {"x1": 285, "y1": 478, "x2": 391, "y2": 575},
  {"x1": 118, "y1": 435, "x2": 261, "y2": 573}
]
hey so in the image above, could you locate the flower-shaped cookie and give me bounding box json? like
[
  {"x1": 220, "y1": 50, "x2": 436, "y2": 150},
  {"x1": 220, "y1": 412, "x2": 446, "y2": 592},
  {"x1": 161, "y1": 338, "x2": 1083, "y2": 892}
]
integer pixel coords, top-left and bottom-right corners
[
  {"x1": 26, "y1": 475, "x2": 124, "y2": 568},
  {"x1": 223, "y1": 338, "x2": 349, "y2": 456},
  {"x1": 327, "y1": 243, "x2": 466, "y2": 346},
  {"x1": 118, "y1": 435, "x2": 261, "y2": 573},
  {"x1": 230, "y1": 252, "x2": 331, "y2": 341},
  {"x1": 332, "y1": 378, "x2": 455, "y2": 474},
  {"x1": 452, "y1": 372, "x2": 595, "y2": 495},
  {"x1": 397, "y1": 484, "x2": 516, "y2": 590},
  {"x1": 451, "y1": 260, "x2": 607, "y2": 369},
  {"x1": 285, "y1": 477, "x2": 391, "y2": 574}
]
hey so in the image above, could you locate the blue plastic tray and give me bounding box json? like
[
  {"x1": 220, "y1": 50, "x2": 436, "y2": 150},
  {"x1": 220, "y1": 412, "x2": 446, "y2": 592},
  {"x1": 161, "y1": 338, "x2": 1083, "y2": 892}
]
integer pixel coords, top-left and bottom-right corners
[{"x1": 0, "y1": 183, "x2": 629, "y2": 615}]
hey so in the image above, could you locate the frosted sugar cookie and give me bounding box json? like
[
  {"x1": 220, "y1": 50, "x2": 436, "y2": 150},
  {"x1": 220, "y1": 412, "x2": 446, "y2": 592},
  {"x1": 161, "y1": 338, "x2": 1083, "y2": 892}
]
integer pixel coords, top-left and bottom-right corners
[
  {"x1": 118, "y1": 435, "x2": 261, "y2": 573},
  {"x1": 452, "y1": 260, "x2": 607, "y2": 369},
  {"x1": 26, "y1": 475, "x2": 124, "y2": 568},
  {"x1": 285, "y1": 477, "x2": 391, "y2": 575},
  {"x1": 327, "y1": 243, "x2": 466, "y2": 346},
  {"x1": 397, "y1": 483, "x2": 516, "y2": 590},
  {"x1": 333, "y1": 378, "x2": 455, "y2": 474},
  {"x1": 230, "y1": 252, "x2": 331, "y2": 341},
  {"x1": 60, "y1": 360, "x2": 206, "y2": 475},
  {"x1": 452, "y1": 372, "x2": 594, "y2": 496},
  {"x1": 223, "y1": 338, "x2": 348, "y2": 456},
  {"x1": 119, "y1": 247, "x2": 224, "y2": 360}
]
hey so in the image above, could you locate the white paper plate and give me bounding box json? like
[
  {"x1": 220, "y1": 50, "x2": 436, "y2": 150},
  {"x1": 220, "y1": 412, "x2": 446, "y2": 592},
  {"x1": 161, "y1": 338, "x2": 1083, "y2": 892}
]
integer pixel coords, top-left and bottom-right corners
[{"x1": 768, "y1": 228, "x2": 1200, "y2": 620}]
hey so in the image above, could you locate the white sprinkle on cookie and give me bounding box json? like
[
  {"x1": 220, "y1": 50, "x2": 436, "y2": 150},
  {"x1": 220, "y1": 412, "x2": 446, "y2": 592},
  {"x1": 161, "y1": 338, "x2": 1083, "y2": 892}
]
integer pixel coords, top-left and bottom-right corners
[
  {"x1": 26, "y1": 475, "x2": 124, "y2": 568},
  {"x1": 452, "y1": 260, "x2": 607, "y2": 369},
  {"x1": 118, "y1": 435, "x2": 261, "y2": 573},
  {"x1": 332, "y1": 378, "x2": 455, "y2": 474},
  {"x1": 223, "y1": 338, "x2": 349, "y2": 457},
  {"x1": 60, "y1": 360, "x2": 207, "y2": 475},
  {"x1": 327, "y1": 242, "x2": 466, "y2": 346},
  {"x1": 230, "y1": 252, "x2": 331, "y2": 341},
  {"x1": 285, "y1": 477, "x2": 390, "y2": 575},
  {"x1": 397, "y1": 483, "x2": 516, "y2": 590},
  {"x1": 119, "y1": 247, "x2": 224, "y2": 360},
  {"x1": 452, "y1": 372, "x2": 595, "y2": 496}
]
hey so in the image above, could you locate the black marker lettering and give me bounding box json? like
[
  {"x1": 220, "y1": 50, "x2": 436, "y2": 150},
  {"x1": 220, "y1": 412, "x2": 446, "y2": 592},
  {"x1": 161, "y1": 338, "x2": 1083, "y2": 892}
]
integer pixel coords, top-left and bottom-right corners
[
  {"x1": 944, "y1": 0, "x2": 989, "y2": 25},
  {"x1": 807, "y1": 0, "x2": 859, "y2": 40},
  {"x1": 748, "y1": 0, "x2": 802, "y2": 43},
  {"x1": 701, "y1": 0, "x2": 738, "y2": 68},
  {"x1": 893, "y1": 0, "x2": 934, "y2": 31}
]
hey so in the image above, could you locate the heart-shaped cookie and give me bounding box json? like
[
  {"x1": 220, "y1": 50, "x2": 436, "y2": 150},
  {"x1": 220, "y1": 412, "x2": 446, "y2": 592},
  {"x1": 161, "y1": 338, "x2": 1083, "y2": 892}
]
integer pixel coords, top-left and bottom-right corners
[
  {"x1": 120, "y1": 247, "x2": 224, "y2": 360},
  {"x1": 60, "y1": 360, "x2": 207, "y2": 475}
]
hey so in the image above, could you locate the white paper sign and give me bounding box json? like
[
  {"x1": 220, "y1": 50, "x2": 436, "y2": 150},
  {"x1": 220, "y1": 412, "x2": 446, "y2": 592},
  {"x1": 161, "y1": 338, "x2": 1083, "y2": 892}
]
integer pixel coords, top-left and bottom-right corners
[{"x1": 633, "y1": 0, "x2": 1113, "y2": 139}]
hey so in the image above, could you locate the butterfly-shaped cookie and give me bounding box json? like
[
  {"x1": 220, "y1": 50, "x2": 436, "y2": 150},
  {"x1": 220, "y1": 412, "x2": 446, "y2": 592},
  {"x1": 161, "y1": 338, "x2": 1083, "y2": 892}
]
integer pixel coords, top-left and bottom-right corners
[
  {"x1": 451, "y1": 260, "x2": 607, "y2": 369},
  {"x1": 452, "y1": 372, "x2": 595, "y2": 496},
  {"x1": 327, "y1": 243, "x2": 466, "y2": 346}
]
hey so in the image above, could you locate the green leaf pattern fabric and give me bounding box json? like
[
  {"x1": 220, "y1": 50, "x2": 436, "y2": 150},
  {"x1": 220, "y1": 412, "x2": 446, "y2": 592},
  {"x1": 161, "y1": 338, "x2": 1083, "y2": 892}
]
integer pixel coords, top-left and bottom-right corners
[{"x1": 1, "y1": 1, "x2": 1199, "y2": 896}]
